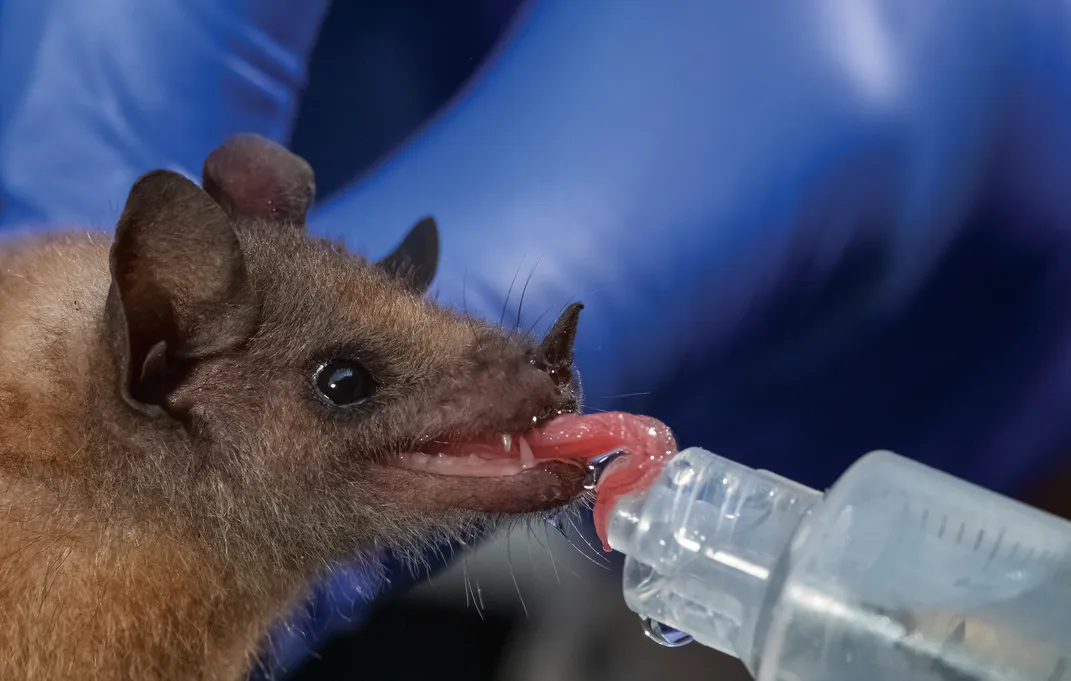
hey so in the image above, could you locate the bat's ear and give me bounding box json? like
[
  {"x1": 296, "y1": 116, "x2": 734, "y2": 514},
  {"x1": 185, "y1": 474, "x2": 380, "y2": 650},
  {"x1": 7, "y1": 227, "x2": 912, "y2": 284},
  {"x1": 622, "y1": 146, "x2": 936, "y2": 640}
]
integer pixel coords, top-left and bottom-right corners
[
  {"x1": 376, "y1": 216, "x2": 439, "y2": 295},
  {"x1": 202, "y1": 133, "x2": 315, "y2": 228},
  {"x1": 106, "y1": 169, "x2": 257, "y2": 419}
]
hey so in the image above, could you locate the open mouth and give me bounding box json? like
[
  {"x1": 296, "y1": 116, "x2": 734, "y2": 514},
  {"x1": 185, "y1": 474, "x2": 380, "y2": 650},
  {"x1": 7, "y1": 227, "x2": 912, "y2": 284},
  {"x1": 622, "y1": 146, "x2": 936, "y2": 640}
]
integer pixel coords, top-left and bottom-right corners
[
  {"x1": 394, "y1": 431, "x2": 572, "y2": 478},
  {"x1": 381, "y1": 411, "x2": 678, "y2": 550}
]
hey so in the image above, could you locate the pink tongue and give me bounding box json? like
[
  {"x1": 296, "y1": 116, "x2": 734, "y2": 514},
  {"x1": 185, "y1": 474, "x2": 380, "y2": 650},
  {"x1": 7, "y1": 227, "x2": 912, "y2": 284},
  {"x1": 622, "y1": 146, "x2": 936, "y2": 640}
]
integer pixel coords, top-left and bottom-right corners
[
  {"x1": 525, "y1": 412, "x2": 678, "y2": 551},
  {"x1": 425, "y1": 412, "x2": 678, "y2": 551}
]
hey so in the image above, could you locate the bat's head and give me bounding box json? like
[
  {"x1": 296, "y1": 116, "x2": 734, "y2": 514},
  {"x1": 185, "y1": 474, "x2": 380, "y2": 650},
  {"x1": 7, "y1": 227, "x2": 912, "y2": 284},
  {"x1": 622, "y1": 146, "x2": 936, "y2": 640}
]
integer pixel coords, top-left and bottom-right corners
[{"x1": 98, "y1": 134, "x2": 587, "y2": 574}]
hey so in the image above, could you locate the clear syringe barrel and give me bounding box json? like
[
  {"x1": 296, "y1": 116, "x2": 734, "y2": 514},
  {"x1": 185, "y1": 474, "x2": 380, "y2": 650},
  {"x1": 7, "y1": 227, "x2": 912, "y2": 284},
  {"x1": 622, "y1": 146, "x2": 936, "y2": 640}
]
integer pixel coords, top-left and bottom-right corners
[{"x1": 607, "y1": 448, "x2": 1071, "y2": 681}]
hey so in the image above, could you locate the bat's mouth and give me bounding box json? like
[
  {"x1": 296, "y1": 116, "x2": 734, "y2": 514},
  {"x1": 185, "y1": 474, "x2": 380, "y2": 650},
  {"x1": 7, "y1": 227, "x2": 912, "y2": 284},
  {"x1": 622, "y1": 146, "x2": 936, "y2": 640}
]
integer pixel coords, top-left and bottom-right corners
[
  {"x1": 371, "y1": 302, "x2": 606, "y2": 516},
  {"x1": 394, "y1": 431, "x2": 575, "y2": 478},
  {"x1": 370, "y1": 415, "x2": 592, "y2": 515},
  {"x1": 373, "y1": 411, "x2": 676, "y2": 529}
]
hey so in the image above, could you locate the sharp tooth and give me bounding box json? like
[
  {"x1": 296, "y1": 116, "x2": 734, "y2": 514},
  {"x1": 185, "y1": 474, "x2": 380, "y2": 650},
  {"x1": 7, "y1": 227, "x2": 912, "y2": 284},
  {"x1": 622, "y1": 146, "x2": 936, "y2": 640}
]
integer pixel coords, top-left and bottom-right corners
[
  {"x1": 519, "y1": 436, "x2": 535, "y2": 469},
  {"x1": 501, "y1": 433, "x2": 512, "y2": 452}
]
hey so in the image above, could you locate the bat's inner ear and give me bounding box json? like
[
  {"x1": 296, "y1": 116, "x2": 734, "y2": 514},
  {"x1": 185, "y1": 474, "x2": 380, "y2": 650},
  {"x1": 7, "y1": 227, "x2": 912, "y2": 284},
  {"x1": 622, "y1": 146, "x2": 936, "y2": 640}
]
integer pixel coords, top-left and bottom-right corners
[
  {"x1": 106, "y1": 169, "x2": 257, "y2": 420},
  {"x1": 202, "y1": 133, "x2": 316, "y2": 228}
]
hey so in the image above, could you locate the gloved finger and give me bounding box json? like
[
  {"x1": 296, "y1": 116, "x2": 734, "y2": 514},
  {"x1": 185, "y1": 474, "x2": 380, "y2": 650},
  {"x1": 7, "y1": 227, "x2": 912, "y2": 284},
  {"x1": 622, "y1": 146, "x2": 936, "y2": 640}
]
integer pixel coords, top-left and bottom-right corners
[
  {"x1": 0, "y1": 0, "x2": 329, "y2": 231},
  {"x1": 307, "y1": 0, "x2": 1063, "y2": 491}
]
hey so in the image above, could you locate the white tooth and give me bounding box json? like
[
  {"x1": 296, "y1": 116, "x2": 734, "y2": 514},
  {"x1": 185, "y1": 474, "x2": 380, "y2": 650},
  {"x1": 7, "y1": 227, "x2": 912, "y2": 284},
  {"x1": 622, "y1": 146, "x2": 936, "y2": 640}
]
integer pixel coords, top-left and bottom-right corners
[
  {"x1": 501, "y1": 433, "x2": 513, "y2": 452},
  {"x1": 519, "y1": 436, "x2": 535, "y2": 469},
  {"x1": 394, "y1": 446, "x2": 537, "y2": 477}
]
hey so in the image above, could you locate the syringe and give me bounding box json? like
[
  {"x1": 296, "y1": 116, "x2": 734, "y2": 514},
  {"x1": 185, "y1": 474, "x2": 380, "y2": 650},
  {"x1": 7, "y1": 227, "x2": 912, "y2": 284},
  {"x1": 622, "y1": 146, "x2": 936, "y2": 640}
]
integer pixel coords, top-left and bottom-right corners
[{"x1": 606, "y1": 447, "x2": 1071, "y2": 681}]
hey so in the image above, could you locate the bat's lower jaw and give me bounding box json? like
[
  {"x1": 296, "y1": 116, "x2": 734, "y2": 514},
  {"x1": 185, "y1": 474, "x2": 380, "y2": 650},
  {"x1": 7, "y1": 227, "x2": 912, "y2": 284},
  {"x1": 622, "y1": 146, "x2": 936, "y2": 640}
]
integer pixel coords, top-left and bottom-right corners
[{"x1": 368, "y1": 460, "x2": 587, "y2": 514}]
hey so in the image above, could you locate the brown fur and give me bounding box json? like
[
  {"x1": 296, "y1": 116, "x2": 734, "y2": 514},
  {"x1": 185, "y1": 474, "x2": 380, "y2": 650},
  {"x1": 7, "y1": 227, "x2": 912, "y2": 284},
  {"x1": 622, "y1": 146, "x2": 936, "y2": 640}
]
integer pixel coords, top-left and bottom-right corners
[{"x1": 0, "y1": 135, "x2": 586, "y2": 680}]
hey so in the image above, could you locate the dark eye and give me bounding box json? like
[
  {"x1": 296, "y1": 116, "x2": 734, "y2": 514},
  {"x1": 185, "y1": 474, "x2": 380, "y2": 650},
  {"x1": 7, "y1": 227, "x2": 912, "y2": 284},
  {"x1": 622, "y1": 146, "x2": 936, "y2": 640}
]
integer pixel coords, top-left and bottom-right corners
[{"x1": 314, "y1": 360, "x2": 376, "y2": 407}]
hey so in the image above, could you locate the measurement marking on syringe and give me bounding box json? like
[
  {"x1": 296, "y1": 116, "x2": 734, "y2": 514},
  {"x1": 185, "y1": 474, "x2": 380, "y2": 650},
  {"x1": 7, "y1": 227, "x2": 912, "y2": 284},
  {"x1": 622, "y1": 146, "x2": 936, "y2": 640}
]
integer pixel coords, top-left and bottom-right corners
[
  {"x1": 957, "y1": 522, "x2": 966, "y2": 544},
  {"x1": 975, "y1": 529, "x2": 985, "y2": 551},
  {"x1": 938, "y1": 515, "x2": 947, "y2": 539},
  {"x1": 986, "y1": 528, "x2": 1005, "y2": 567}
]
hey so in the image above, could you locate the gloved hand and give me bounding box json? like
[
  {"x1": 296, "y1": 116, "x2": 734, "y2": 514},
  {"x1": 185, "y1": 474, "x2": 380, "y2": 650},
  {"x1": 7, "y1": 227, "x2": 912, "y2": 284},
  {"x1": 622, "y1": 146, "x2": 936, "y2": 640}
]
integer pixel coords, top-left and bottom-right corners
[
  {"x1": 310, "y1": 0, "x2": 1071, "y2": 496},
  {"x1": 0, "y1": 0, "x2": 329, "y2": 229}
]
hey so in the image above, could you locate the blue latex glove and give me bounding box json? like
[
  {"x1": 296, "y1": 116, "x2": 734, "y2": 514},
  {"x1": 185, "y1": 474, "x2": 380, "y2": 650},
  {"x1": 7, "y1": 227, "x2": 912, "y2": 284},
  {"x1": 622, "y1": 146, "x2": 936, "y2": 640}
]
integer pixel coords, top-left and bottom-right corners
[
  {"x1": 0, "y1": 0, "x2": 328, "y2": 229},
  {"x1": 310, "y1": 0, "x2": 1071, "y2": 496}
]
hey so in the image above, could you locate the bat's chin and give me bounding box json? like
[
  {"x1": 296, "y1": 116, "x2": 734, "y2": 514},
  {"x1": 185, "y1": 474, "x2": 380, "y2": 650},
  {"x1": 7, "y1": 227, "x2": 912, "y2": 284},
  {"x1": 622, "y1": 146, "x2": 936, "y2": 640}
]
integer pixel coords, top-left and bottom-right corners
[{"x1": 367, "y1": 459, "x2": 587, "y2": 514}]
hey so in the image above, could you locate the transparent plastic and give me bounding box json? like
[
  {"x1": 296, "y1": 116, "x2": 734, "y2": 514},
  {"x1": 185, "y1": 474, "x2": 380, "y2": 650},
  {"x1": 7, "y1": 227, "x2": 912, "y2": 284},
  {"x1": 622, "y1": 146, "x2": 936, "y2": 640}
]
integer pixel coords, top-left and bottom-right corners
[{"x1": 607, "y1": 448, "x2": 1071, "y2": 681}]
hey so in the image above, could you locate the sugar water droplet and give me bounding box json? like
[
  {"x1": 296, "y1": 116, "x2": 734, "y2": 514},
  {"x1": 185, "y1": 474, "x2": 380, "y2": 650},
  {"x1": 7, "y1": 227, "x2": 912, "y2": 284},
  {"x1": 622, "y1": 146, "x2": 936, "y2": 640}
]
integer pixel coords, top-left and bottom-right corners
[
  {"x1": 640, "y1": 617, "x2": 693, "y2": 647},
  {"x1": 583, "y1": 470, "x2": 597, "y2": 490},
  {"x1": 584, "y1": 450, "x2": 625, "y2": 490},
  {"x1": 545, "y1": 509, "x2": 569, "y2": 538}
]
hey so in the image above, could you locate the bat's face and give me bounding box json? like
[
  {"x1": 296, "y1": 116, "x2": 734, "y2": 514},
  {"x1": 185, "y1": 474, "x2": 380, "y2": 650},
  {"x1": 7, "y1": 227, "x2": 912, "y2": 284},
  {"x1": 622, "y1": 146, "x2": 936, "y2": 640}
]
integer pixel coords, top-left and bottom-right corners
[{"x1": 99, "y1": 134, "x2": 587, "y2": 573}]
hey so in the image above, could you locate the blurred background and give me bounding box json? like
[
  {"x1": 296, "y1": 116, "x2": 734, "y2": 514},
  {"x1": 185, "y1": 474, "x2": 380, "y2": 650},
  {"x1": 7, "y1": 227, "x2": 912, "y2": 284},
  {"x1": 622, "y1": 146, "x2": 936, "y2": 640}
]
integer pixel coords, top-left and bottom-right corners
[{"x1": 286, "y1": 0, "x2": 518, "y2": 201}]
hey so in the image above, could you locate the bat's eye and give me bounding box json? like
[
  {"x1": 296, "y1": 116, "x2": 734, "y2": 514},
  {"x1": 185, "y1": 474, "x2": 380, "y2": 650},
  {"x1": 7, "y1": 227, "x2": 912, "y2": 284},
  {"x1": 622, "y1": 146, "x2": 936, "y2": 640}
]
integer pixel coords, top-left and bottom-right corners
[{"x1": 314, "y1": 359, "x2": 376, "y2": 407}]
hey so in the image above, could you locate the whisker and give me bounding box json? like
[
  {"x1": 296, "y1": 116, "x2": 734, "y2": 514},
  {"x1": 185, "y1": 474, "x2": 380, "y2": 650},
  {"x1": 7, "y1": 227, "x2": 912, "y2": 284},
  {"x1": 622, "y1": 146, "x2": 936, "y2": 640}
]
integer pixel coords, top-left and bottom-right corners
[
  {"x1": 593, "y1": 391, "x2": 652, "y2": 399},
  {"x1": 534, "y1": 522, "x2": 568, "y2": 582},
  {"x1": 566, "y1": 515, "x2": 611, "y2": 569},
  {"x1": 427, "y1": 544, "x2": 450, "y2": 590},
  {"x1": 555, "y1": 296, "x2": 578, "y2": 320},
  {"x1": 526, "y1": 523, "x2": 536, "y2": 571},
  {"x1": 524, "y1": 307, "x2": 553, "y2": 337},
  {"x1": 475, "y1": 572, "x2": 486, "y2": 613},
  {"x1": 505, "y1": 532, "x2": 529, "y2": 618},
  {"x1": 526, "y1": 295, "x2": 579, "y2": 338},
  {"x1": 515, "y1": 255, "x2": 543, "y2": 331},
  {"x1": 500, "y1": 262, "x2": 524, "y2": 327},
  {"x1": 462, "y1": 557, "x2": 480, "y2": 618},
  {"x1": 461, "y1": 270, "x2": 484, "y2": 350},
  {"x1": 561, "y1": 534, "x2": 611, "y2": 570},
  {"x1": 463, "y1": 563, "x2": 471, "y2": 609}
]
